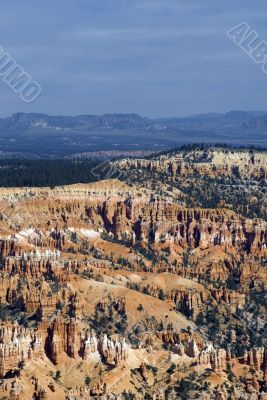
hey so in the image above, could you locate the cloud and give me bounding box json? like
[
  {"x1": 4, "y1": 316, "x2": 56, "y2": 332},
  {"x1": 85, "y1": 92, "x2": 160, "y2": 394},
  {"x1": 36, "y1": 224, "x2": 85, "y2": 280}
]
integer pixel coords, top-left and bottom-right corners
[
  {"x1": 69, "y1": 26, "x2": 224, "y2": 41},
  {"x1": 0, "y1": 0, "x2": 267, "y2": 117}
]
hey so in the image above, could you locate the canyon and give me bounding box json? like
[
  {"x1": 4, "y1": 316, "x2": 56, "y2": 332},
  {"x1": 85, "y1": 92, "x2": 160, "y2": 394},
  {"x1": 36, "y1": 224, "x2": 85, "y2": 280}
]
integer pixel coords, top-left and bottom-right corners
[{"x1": 0, "y1": 147, "x2": 266, "y2": 399}]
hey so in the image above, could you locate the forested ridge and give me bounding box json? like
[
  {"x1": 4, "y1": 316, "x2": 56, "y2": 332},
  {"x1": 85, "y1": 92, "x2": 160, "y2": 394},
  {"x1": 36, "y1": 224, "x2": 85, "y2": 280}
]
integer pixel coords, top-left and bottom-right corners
[{"x1": 0, "y1": 159, "x2": 100, "y2": 187}]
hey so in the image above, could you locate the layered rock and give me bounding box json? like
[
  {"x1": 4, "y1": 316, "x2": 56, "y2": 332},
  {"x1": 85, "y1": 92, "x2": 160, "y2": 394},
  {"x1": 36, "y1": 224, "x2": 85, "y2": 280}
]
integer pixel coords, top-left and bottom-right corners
[
  {"x1": 98, "y1": 334, "x2": 129, "y2": 365},
  {"x1": 243, "y1": 348, "x2": 267, "y2": 371},
  {"x1": 198, "y1": 343, "x2": 230, "y2": 373},
  {"x1": 0, "y1": 315, "x2": 130, "y2": 379},
  {"x1": 1, "y1": 182, "x2": 266, "y2": 257},
  {"x1": 0, "y1": 169, "x2": 265, "y2": 398},
  {"x1": 211, "y1": 287, "x2": 246, "y2": 313},
  {"x1": 0, "y1": 322, "x2": 43, "y2": 378},
  {"x1": 170, "y1": 288, "x2": 208, "y2": 318},
  {"x1": 45, "y1": 317, "x2": 80, "y2": 364},
  {"x1": 116, "y1": 149, "x2": 267, "y2": 182}
]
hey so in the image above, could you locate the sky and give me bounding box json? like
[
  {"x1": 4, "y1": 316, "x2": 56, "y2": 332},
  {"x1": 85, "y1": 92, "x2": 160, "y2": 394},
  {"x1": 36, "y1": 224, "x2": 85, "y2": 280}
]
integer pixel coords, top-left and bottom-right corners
[{"x1": 0, "y1": 0, "x2": 267, "y2": 117}]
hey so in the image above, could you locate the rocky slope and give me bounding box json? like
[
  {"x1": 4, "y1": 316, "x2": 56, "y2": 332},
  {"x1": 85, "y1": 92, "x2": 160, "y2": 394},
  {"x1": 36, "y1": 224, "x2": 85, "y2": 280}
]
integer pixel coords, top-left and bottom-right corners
[{"x1": 112, "y1": 147, "x2": 267, "y2": 219}]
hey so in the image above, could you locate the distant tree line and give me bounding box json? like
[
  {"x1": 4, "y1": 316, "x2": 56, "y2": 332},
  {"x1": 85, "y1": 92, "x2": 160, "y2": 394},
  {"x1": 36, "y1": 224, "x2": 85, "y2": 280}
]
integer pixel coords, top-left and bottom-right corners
[
  {"x1": 148, "y1": 143, "x2": 267, "y2": 159},
  {"x1": 0, "y1": 159, "x2": 101, "y2": 187}
]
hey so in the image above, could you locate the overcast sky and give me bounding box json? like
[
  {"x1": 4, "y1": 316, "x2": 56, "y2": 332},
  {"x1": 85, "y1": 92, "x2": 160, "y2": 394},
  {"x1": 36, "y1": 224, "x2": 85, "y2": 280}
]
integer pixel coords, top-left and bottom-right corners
[{"x1": 0, "y1": 0, "x2": 267, "y2": 117}]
